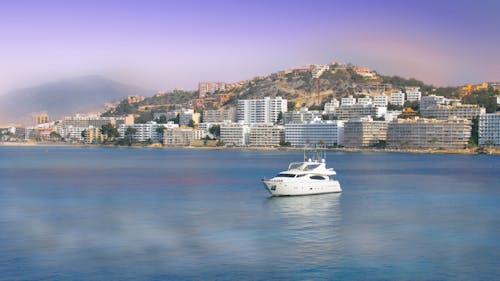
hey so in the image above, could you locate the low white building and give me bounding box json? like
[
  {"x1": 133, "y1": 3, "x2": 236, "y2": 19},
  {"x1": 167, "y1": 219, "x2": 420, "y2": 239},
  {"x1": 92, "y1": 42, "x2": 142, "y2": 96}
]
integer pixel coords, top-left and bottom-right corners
[
  {"x1": 248, "y1": 124, "x2": 284, "y2": 146},
  {"x1": 373, "y1": 94, "x2": 389, "y2": 107},
  {"x1": 341, "y1": 96, "x2": 356, "y2": 106},
  {"x1": 285, "y1": 119, "x2": 344, "y2": 147},
  {"x1": 220, "y1": 123, "x2": 250, "y2": 146},
  {"x1": 420, "y1": 95, "x2": 447, "y2": 109},
  {"x1": 324, "y1": 98, "x2": 340, "y2": 112},
  {"x1": 357, "y1": 96, "x2": 373, "y2": 106},
  {"x1": 119, "y1": 121, "x2": 178, "y2": 143},
  {"x1": 405, "y1": 87, "x2": 422, "y2": 102},
  {"x1": 390, "y1": 91, "x2": 405, "y2": 106}
]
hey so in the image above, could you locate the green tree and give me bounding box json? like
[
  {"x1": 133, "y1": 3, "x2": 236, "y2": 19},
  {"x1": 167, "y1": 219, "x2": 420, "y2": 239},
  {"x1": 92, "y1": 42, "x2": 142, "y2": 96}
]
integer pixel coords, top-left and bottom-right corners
[
  {"x1": 463, "y1": 87, "x2": 499, "y2": 113},
  {"x1": 100, "y1": 123, "x2": 120, "y2": 143},
  {"x1": 469, "y1": 117, "x2": 479, "y2": 147},
  {"x1": 209, "y1": 125, "x2": 221, "y2": 138},
  {"x1": 49, "y1": 131, "x2": 62, "y2": 141},
  {"x1": 125, "y1": 127, "x2": 137, "y2": 146}
]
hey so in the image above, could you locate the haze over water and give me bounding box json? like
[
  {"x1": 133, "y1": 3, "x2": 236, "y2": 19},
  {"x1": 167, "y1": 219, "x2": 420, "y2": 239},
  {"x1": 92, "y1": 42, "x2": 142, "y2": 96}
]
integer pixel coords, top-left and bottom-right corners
[{"x1": 0, "y1": 146, "x2": 499, "y2": 280}]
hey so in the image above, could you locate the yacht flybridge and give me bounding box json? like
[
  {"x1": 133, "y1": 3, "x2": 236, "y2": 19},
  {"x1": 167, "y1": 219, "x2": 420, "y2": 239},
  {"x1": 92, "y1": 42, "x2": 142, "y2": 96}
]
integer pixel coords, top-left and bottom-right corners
[{"x1": 262, "y1": 148, "x2": 342, "y2": 196}]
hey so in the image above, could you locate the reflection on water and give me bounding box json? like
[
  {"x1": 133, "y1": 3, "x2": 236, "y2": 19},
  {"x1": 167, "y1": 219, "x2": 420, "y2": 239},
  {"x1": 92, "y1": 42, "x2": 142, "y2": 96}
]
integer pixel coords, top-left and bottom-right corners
[
  {"x1": 266, "y1": 193, "x2": 341, "y2": 218},
  {"x1": 1, "y1": 147, "x2": 499, "y2": 280}
]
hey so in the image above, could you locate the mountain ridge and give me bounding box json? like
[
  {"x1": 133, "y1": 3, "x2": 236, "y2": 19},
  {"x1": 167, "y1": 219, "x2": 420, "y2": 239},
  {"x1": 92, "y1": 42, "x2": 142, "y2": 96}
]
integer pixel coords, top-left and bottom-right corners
[{"x1": 0, "y1": 75, "x2": 151, "y2": 125}]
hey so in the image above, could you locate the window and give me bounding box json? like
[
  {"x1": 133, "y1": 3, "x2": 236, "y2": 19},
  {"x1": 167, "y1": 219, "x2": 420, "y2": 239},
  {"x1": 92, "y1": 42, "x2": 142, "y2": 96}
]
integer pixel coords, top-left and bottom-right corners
[
  {"x1": 304, "y1": 164, "x2": 320, "y2": 171},
  {"x1": 276, "y1": 173, "x2": 296, "y2": 178},
  {"x1": 310, "y1": 175, "x2": 326, "y2": 180}
]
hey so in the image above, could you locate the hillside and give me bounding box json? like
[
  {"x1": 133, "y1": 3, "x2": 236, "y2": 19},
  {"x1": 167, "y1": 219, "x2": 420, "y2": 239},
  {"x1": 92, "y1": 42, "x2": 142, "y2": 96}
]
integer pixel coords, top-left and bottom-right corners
[
  {"x1": 100, "y1": 63, "x2": 438, "y2": 119},
  {"x1": 220, "y1": 63, "x2": 434, "y2": 109},
  {"x1": 0, "y1": 75, "x2": 151, "y2": 125}
]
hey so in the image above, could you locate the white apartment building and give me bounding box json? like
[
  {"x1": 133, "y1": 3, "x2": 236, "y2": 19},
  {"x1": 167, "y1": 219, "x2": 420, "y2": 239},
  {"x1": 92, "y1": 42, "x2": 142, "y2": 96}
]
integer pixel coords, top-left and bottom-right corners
[
  {"x1": 119, "y1": 121, "x2": 178, "y2": 143},
  {"x1": 179, "y1": 109, "x2": 200, "y2": 126},
  {"x1": 420, "y1": 105, "x2": 485, "y2": 120},
  {"x1": 324, "y1": 98, "x2": 340, "y2": 112},
  {"x1": 335, "y1": 105, "x2": 387, "y2": 120},
  {"x1": 163, "y1": 128, "x2": 194, "y2": 146},
  {"x1": 283, "y1": 109, "x2": 322, "y2": 124},
  {"x1": 373, "y1": 94, "x2": 389, "y2": 107},
  {"x1": 248, "y1": 124, "x2": 284, "y2": 146},
  {"x1": 343, "y1": 117, "x2": 388, "y2": 147},
  {"x1": 341, "y1": 96, "x2": 356, "y2": 106},
  {"x1": 203, "y1": 108, "x2": 236, "y2": 123},
  {"x1": 405, "y1": 87, "x2": 422, "y2": 102},
  {"x1": 357, "y1": 96, "x2": 373, "y2": 105},
  {"x1": 479, "y1": 113, "x2": 500, "y2": 146},
  {"x1": 420, "y1": 95, "x2": 447, "y2": 109},
  {"x1": 285, "y1": 119, "x2": 345, "y2": 147},
  {"x1": 387, "y1": 117, "x2": 471, "y2": 149},
  {"x1": 220, "y1": 123, "x2": 250, "y2": 146},
  {"x1": 311, "y1": 64, "x2": 329, "y2": 78},
  {"x1": 237, "y1": 97, "x2": 287, "y2": 124},
  {"x1": 390, "y1": 91, "x2": 405, "y2": 106}
]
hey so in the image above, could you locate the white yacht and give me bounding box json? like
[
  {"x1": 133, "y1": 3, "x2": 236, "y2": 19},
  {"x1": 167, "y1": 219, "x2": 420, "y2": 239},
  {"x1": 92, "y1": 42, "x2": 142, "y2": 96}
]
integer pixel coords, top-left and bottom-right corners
[{"x1": 262, "y1": 149, "x2": 342, "y2": 196}]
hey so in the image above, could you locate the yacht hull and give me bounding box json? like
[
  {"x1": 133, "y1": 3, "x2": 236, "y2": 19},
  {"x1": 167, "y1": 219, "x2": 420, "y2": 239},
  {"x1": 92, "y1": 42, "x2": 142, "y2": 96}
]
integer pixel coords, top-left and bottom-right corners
[{"x1": 262, "y1": 180, "x2": 342, "y2": 196}]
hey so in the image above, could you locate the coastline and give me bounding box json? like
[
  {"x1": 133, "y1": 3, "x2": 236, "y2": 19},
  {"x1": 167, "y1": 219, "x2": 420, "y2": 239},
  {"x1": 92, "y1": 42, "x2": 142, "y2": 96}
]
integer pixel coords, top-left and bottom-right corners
[{"x1": 2, "y1": 141, "x2": 499, "y2": 155}]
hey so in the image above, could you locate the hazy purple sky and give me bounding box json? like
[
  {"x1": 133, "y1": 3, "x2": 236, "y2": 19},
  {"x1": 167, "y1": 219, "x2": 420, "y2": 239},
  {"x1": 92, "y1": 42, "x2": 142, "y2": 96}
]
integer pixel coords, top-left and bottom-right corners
[{"x1": 0, "y1": 0, "x2": 499, "y2": 93}]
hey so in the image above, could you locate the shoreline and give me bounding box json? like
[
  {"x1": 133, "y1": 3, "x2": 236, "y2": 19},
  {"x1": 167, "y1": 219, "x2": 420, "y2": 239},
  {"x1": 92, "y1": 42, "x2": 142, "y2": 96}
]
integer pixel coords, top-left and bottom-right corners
[{"x1": 2, "y1": 141, "x2": 499, "y2": 155}]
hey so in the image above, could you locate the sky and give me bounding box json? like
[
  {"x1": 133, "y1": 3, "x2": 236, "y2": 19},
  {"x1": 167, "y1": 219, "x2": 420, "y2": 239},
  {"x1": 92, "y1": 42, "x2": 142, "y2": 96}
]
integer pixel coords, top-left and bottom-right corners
[{"x1": 0, "y1": 0, "x2": 499, "y2": 94}]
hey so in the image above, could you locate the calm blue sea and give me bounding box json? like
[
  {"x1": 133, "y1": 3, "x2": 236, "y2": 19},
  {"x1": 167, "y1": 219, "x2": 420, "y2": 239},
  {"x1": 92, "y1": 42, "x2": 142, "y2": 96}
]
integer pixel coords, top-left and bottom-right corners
[{"x1": 0, "y1": 146, "x2": 499, "y2": 280}]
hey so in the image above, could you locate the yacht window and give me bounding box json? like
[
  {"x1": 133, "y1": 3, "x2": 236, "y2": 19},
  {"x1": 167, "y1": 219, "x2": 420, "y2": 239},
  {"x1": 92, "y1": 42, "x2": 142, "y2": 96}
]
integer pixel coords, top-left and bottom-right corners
[
  {"x1": 296, "y1": 174, "x2": 307, "y2": 177},
  {"x1": 276, "y1": 173, "x2": 296, "y2": 178},
  {"x1": 289, "y1": 163, "x2": 301, "y2": 169},
  {"x1": 310, "y1": 175, "x2": 326, "y2": 180},
  {"x1": 304, "y1": 164, "x2": 320, "y2": 171}
]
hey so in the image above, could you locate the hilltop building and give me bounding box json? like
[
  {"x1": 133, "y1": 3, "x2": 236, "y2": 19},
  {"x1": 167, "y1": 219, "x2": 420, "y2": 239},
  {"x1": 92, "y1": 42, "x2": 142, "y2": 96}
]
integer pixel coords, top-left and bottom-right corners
[{"x1": 198, "y1": 82, "x2": 226, "y2": 98}]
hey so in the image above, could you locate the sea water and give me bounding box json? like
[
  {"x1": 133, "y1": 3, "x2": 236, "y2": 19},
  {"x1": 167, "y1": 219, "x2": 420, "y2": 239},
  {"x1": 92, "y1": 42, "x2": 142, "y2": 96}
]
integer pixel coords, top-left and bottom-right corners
[{"x1": 0, "y1": 146, "x2": 499, "y2": 280}]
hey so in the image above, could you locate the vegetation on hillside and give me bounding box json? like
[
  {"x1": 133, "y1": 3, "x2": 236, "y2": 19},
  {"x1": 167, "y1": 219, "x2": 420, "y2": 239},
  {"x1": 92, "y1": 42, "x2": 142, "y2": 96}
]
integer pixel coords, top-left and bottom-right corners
[{"x1": 463, "y1": 87, "x2": 499, "y2": 113}]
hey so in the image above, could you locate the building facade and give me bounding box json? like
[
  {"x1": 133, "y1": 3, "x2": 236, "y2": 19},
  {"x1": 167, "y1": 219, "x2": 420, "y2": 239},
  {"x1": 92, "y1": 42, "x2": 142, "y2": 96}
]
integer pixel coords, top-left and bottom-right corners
[
  {"x1": 420, "y1": 105, "x2": 485, "y2": 120},
  {"x1": 202, "y1": 108, "x2": 236, "y2": 123},
  {"x1": 387, "y1": 117, "x2": 471, "y2": 149},
  {"x1": 373, "y1": 94, "x2": 389, "y2": 107},
  {"x1": 163, "y1": 128, "x2": 194, "y2": 146},
  {"x1": 283, "y1": 109, "x2": 322, "y2": 124},
  {"x1": 405, "y1": 87, "x2": 422, "y2": 102},
  {"x1": 389, "y1": 91, "x2": 405, "y2": 106},
  {"x1": 220, "y1": 123, "x2": 250, "y2": 146},
  {"x1": 284, "y1": 119, "x2": 345, "y2": 147},
  {"x1": 335, "y1": 105, "x2": 386, "y2": 120},
  {"x1": 237, "y1": 97, "x2": 287, "y2": 124},
  {"x1": 198, "y1": 82, "x2": 226, "y2": 98},
  {"x1": 343, "y1": 117, "x2": 388, "y2": 147},
  {"x1": 248, "y1": 124, "x2": 284, "y2": 146},
  {"x1": 479, "y1": 113, "x2": 500, "y2": 146}
]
